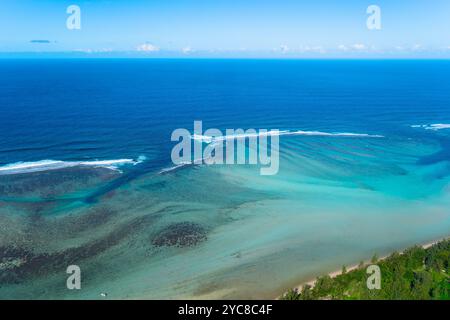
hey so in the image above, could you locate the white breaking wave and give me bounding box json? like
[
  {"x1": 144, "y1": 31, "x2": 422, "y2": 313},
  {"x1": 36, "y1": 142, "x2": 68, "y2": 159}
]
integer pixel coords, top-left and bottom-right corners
[
  {"x1": 191, "y1": 129, "x2": 383, "y2": 143},
  {"x1": 191, "y1": 130, "x2": 289, "y2": 143},
  {"x1": 0, "y1": 156, "x2": 146, "y2": 176},
  {"x1": 289, "y1": 130, "x2": 384, "y2": 138},
  {"x1": 411, "y1": 124, "x2": 450, "y2": 131},
  {"x1": 158, "y1": 161, "x2": 194, "y2": 174},
  {"x1": 160, "y1": 129, "x2": 384, "y2": 175}
]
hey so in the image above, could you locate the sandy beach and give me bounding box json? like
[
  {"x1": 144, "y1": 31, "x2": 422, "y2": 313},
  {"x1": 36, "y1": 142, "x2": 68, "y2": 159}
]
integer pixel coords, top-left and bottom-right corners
[{"x1": 278, "y1": 237, "x2": 449, "y2": 299}]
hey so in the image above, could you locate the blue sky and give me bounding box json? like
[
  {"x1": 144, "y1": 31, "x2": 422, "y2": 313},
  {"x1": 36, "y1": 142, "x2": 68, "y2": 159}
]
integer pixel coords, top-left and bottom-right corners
[{"x1": 1, "y1": 0, "x2": 450, "y2": 58}]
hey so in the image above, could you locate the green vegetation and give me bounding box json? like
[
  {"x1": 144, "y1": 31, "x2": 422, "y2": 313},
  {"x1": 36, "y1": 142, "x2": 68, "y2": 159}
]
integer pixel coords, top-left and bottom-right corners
[{"x1": 282, "y1": 239, "x2": 449, "y2": 300}]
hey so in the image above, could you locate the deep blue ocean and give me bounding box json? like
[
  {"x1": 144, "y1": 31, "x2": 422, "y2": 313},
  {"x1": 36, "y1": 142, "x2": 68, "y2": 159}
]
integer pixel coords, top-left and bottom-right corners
[
  {"x1": 1, "y1": 60, "x2": 450, "y2": 168},
  {"x1": 0, "y1": 59, "x2": 449, "y2": 299}
]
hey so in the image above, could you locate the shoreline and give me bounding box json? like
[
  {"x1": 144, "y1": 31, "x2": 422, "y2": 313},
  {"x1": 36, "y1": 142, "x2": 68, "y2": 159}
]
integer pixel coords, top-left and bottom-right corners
[{"x1": 277, "y1": 237, "x2": 448, "y2": 299}]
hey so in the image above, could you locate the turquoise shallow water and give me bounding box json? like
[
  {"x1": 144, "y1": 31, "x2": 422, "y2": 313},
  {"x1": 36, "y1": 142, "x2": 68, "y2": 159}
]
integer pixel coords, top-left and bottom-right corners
[{"x1": 0, "y1": 60, "x2": 450, "y2": 299}]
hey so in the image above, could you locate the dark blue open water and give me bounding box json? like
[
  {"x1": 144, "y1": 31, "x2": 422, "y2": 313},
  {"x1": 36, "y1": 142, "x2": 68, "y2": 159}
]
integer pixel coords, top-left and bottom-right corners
[{"x1": 1, "y1": 59, "x2": 449, "y2": 166}]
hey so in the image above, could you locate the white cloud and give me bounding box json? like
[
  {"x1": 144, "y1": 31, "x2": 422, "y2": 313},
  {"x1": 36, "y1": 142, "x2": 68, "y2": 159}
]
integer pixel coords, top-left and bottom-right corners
[
  {"x1": 74, "y1": 48, "x2": 93, "y2": 54},
  {"x1": 336, "y1": 43, "x2": 382, "y2": 53},
  {"x1": 280, "y1": 45, "x2": 289, "y2": 53},
  {"x1": 411, "y1": 44, "x2": 423, "y2": 51},
  {"x1": 136, "y1": 43, "x2": 160, "y2": 52},
  {"x1": 299, "y1": 45, "x2": 326, "y2": 54},
  {"x1": 393, "y1": 44, "x2": 429, "y2": 53},
  {"x1": 181, "y1": 46, "x2": 194, "y2": 54},
  {"x1": 73, "y1": 48, "x2": 113, "y2": 54},
  {"x1": 351, "y1": 43, "x2": 366, "y2": 50},
  {"x1": 272, "y1": 45, "x2": 290, "y2": 54}
]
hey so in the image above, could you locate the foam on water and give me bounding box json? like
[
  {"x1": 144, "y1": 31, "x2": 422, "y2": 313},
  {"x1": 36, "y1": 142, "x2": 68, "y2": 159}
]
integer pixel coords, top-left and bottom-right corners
[
  {"x1": 160, "y1": 129, "x2": 385, "y2": 175},
  {"x1": 191, "y1": 129, "x2": 384, "y2": 144},
  {"x1": 158, "y1": 161, "x2": 194, "y2": 174},
  {"x1": 290, "y1": 130, "x2": 384, "y2": 138},
  {"x1": 0, "y1": 156, "x2": 146, "y2": 175},
  {"x1": 411, "y1": 123, "x2": 450, "y2": 131}
]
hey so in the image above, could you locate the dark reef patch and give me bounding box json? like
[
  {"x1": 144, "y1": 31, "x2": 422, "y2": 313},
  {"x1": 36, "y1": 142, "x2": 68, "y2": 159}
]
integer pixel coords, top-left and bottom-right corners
[
  {"x1": 0, "y1": 213, "x2": 159, "y2": 285},
  {"x1": 55, "y1": 207, "x2": 116, "y2": 234},
  {"x1": 22, "y1": 207, "x2": 118, "y2": 242},
  {"x1": 0, "y1": 166, "x2": 118, "y2": 199},
  {"x1": 152, "y1": 222, "x2": 207, "y2": 248}
]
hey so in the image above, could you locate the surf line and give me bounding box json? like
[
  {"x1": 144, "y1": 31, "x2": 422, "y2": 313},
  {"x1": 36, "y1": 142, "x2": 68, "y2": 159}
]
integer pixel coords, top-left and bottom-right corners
[
  {"x1": 169, "y1": 121, "x2": 384, "y2": 176},
  {"x1": 171, "y1": 121, "x2": 280, "y2": 176}
]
